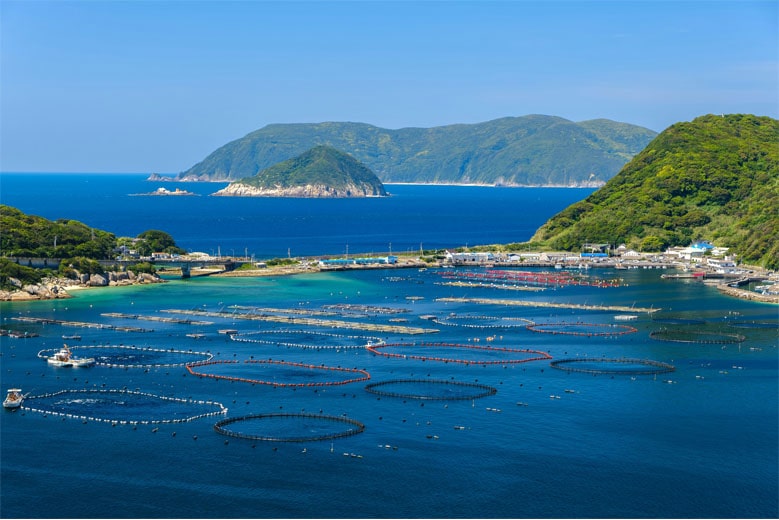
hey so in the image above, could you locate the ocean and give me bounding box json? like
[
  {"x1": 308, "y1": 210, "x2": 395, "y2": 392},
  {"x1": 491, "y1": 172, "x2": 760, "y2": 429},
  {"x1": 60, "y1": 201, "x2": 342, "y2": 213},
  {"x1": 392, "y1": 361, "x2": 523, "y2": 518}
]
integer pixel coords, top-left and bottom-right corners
[{"x1": 1, "y1": 173, "x2": 777, "y2": 519}]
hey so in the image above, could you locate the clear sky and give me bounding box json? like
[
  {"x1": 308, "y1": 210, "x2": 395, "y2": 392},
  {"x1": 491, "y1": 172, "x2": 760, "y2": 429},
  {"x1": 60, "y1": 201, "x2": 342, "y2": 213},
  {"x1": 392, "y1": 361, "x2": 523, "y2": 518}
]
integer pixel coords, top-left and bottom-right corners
[{"x1": 1, "y1": 0, "x2": 776, "y2": 173}]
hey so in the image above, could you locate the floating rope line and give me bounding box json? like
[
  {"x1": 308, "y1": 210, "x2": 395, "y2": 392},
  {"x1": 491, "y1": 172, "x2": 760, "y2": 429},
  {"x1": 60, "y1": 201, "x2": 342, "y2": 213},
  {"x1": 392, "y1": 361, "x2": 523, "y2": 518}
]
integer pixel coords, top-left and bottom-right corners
[
  {"x1": 525, "y1": 322, "x2": 638, "y2": 337},
  {"x1": 435, "y1": 297, "x2": 659, "y2": 314},
  {"x1": 21, "y1": 388, "x2": 227, "y2": 425},
  {"x1": 321, "y1": 304, "x2": 409, "y2": 315},
  {"x1": 37, "y1": 345, "x2": 213, "y2": 368},
  {"x1": 430, "y1": 314, "x2": 534, "y2": 329},
  {"x1": 101, "y1": 312, "x2": 213, "y2": 325},
  {"x1": 727, "y1": 320, "x2": 779, "y2": 329},
  {"x1": 649, "y1": 329, "x2": 746, "y2": 344},
  {"x1": 12, "y1": 316, "x2": 153, "y2": 333},
  {"x1": 186, "y1": 359, "x2": 371, "y2": 387},
  {"x1": 214, "y1": 413, "x2": 365, "y2": 443},
  {"x1": 366, "y1": 342, "x2": 552, "y2": 365},
  {"x1": 365, "y1": 379, "x2": 497, "y2": 401},
  {"x1": 161, "y1": 308, "x2": 439, "y2": 335},
  {"x1": 550, "y1": 358, "x2": 676, "y2": 375},
  {"x1": 230, "y1": 330, "x2": 383, "y2": 350},
  {"x1": 651, "y1": 317, "x2": 706, "y2": 325}
]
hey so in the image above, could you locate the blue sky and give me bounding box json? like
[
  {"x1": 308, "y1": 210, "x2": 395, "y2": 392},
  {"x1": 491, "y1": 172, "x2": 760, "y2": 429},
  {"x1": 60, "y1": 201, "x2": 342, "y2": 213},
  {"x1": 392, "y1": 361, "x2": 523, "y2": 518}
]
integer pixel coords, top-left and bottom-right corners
[{"x1": 1, "y1": 0, "x2": 776, "y2": 173}]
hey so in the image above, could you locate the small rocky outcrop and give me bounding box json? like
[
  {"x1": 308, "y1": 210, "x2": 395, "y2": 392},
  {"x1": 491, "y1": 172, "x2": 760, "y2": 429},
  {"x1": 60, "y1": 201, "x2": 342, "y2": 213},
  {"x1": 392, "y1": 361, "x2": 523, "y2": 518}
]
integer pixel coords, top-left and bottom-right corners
[{"x1": 213, "y1": 182, "x2": 383, "y2": 198}]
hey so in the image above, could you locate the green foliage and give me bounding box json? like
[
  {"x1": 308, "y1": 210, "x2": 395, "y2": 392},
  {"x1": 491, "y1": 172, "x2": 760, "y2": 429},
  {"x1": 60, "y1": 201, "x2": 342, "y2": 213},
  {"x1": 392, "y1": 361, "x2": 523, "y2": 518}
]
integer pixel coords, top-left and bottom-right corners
[
  {"x1": 265, "y1": 258, "x2": 299, "y2": 267},
  {"x1": 1, "y1": 205, "x2": 116, "y2": 259},
  {"x1": 125, "y1": 262, "x2": 156, "y2": 275},
  {"x1": 59, "y1": 257, "x2": 105, "y2": 277},
  {"x1": 178, "y1": 116, "x2": 656, "y2": 186},
  {"x1": 134, "y1": 230, "x2": 186, "y2": 256},
  {"x1": 238, "y1": 146, "x2": 387, "y2": 195},
  {"x1": 533, "y1": 114, "x2": 779, "y2": 269},
  {"x1": 0, "y1": 258, "x2": 45, "y2": 290}
]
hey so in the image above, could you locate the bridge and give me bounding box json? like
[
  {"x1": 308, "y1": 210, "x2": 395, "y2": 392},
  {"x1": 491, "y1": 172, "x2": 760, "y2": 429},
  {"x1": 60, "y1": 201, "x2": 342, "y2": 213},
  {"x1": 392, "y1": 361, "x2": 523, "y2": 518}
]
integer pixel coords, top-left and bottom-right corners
[{"x1": 100, "y1": 257, "x2": 250, "y2": 278}]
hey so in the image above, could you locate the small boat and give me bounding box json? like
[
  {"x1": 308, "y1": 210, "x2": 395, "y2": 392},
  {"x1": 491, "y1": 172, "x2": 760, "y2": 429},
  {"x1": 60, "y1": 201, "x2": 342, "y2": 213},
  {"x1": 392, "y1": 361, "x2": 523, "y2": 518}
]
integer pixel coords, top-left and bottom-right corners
[
  {"x1": 3, "y1": 388, "x2": 24, "y2": 409},
  {"x1": 62, "y1": 334, "x2": 82, "y2": 341},
  {"x1": 47, "y1": 345, "x2": 95, "y2": 368}
]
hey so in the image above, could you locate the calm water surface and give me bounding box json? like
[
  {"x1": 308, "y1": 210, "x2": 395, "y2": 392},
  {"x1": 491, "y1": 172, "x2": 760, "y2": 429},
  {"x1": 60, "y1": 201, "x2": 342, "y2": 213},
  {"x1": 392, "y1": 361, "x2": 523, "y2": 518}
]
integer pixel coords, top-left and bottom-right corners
[{"x1": 0, "y1": 174, "x2": 777, "y2": 518}]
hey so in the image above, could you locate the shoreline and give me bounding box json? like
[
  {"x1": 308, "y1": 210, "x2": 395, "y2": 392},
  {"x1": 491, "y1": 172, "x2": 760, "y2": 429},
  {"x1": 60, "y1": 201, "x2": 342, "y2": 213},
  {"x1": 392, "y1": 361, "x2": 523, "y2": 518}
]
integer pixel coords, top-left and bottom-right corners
[{"x1": 2, "y1": 257, "x2": 776, "y2": 305}]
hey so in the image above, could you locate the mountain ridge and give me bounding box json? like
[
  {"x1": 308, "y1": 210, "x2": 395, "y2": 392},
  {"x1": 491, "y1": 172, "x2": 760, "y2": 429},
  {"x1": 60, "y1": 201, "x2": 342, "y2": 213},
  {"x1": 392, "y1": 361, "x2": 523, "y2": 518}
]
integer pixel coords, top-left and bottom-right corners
[{"x1": 176, "y1": 115, "x2": 657, "y2": 185}]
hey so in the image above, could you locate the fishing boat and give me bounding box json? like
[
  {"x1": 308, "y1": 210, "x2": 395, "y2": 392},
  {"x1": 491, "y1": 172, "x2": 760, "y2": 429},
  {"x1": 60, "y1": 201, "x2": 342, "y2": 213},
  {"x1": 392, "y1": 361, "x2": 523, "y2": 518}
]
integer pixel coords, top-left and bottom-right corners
[
  {"x1": 47, "y1": 345, "x2": 95, "y2": 368},
  {"x1": 62, "y1": 334, "x2": 82, "y2": 341},
  {"x1": 3, "y1": 388, "x2": 24, "y2": 409}
]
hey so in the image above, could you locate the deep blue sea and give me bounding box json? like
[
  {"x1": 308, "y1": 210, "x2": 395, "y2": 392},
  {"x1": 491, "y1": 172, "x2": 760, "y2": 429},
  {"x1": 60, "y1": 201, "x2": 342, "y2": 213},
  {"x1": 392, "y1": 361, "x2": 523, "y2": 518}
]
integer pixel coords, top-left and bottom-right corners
[{"x1": 1, "y1": 173, "x2": 777, "y2": 519}]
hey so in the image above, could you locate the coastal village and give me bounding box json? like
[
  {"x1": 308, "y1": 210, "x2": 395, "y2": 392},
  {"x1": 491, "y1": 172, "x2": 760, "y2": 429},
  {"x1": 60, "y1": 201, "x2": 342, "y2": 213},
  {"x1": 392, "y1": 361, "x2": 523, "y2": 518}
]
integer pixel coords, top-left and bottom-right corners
[{"x1": 3, "y1": 240, "x2": 776, "y2": 304}]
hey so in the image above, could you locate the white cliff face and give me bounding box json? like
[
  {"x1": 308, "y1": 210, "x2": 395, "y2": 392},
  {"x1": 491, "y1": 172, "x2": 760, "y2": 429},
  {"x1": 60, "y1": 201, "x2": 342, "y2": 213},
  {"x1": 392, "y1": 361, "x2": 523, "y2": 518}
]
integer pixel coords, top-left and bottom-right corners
[{"x1": 212, "y1": 182, "x2": 385, "y2": 198}]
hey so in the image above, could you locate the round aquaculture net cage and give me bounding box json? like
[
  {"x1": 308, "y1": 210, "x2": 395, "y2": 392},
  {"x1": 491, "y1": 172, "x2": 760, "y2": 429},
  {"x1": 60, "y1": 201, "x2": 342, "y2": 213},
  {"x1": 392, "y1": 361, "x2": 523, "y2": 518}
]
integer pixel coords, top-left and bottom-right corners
[
  {"x1": 213, "y1": 413, "x2": 365, "y2": 442},
  {"x1": 549, "y1": 358, "x2": 676, "y2": 375},
  {"x1": 364, "y1": 379, "x2": 497, "y2": 400}
]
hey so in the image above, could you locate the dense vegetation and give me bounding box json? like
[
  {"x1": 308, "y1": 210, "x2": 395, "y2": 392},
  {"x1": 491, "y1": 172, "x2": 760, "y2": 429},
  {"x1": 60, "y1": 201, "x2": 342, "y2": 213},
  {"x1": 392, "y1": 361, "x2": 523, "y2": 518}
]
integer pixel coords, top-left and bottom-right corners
[
  {"x1": 177, "y1": 116, "x2": 656, "y2": 186},
  {"x1": 531, "y1": 114, "x2": 779, "y2": 269},
  {"x1": 0, "y1": 205, "x2": 186, "y2": 289},
  {"x1": 237, "y1": 145, "x2": 387, "y2": 195}
]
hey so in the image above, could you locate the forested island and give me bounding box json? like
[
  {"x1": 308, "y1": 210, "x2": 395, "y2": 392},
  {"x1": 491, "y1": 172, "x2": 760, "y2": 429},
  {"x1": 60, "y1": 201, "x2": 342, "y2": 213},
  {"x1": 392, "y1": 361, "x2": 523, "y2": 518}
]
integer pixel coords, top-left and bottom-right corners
[
  {"x1": 176, "y1": 115, "x2": 656, "y2": 186},
  {"x1": 212, "y1": 146, "x2": 388, "y2": 198}
]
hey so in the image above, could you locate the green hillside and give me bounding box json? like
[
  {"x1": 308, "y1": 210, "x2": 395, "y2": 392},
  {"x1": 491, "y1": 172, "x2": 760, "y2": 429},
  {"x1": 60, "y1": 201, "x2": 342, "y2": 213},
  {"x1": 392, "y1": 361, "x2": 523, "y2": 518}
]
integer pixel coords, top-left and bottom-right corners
[
  {"x1": 177, "y1": 115, "x2": 656, "y2": 185},
  {"x1": 531, "y1": 114, "x2": 779, "y2": 269},
  {"x1": 236, "y1": 145, "x2": 387, "y2": 196}
]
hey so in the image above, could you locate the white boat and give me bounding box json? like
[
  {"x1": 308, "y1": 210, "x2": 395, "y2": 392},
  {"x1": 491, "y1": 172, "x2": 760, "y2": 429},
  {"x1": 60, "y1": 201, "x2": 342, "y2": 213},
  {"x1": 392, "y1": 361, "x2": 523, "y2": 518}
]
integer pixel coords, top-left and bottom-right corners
[
  {"x1": 47, "y1": 345, "x2": 95, "y2": 368},
  {"x1": 3, "y1": 388, "x2": 24, "y2": 409}
]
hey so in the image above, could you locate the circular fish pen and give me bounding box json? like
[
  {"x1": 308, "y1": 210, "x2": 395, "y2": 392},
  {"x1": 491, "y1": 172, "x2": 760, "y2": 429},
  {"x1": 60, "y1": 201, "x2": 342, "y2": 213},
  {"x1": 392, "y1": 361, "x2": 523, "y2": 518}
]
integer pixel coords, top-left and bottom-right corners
[
  {"x1": 525, "y1": 322, "x2": 638, "y2": 337},
  {"x1": 367, "y1": 342, "x2": 552, "y2": 365},
  {"x1": 649, "y1": 329, "x2": 745, "y2": 344},
  {"x1": 21, "y1": 388, "x2": 226, "y2": 425},
  {"x1": 550, "y1": 358, "x2": 676, "y2": 375},
  {"x1": 430, "y1": 314, "x2": 534, "y2": 329},
  {"x1": 186, "y1": 359, "x2": 370, "y2": 387},
  {"x1": 37, "y1": 345, "x2": 213, "y2": 368},
  {"x1": 230, "y1": 330, "x2": 382, "y2": 350},
  {"x1": 364, "y1": 379, "x2": 497, "y2": 401},
  {"x1": 213, "y1": 413, "x2": 365, "y2": 442}
]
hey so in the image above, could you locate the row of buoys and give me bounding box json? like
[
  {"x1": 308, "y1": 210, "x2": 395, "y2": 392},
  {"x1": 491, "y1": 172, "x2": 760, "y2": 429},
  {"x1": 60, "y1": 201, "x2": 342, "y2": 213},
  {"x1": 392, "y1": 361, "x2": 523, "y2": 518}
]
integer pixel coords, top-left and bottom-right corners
[
  {"x1": 213, "y1": 413, "x2": 365, "y2": 442},
  {"x1": 367, "y1": 342, "x2": 552, "y2": 365},
  {"x1": 100, "y1": 312, "x2": 213, "y2": 326},
  {"x1": 526, "y1": 322, "x2": 638, "y2": 336},
  {"x1": 36, "y1": 345, "x2": 213, "y2": 368},
  {"x1": 230, "y1": 330, "x2": 383, "y2": 350},
  {"x1": 21, "y1": 388, "x2": 227, "y2": 424},
  {"x1": 364, "y1": 379, "x2": 497, "y2": 401},
  {"x1": 322, "y1": 303, "x2": 409, "y2": 315},
  {"x1": 550, "y1": 358, "x2": 676, "y2": 375},
  {"x1": 186, "y1": 359, "x2": 371, "y2": 387},
  {"x1": 161, "y1": 308, "x2": 439, "y2": 335},
  {"x1": 436, "y1": 297, "x2": 659, "y2": 314},
  {"x1": 229, "y1": 305, "x2": 339, "y2": 317},
  {"x1": 649, "y1": 329, "x2": 746, "y2": 344},
  {"x1": 11, "y1": 316, "x2": 152, "y2": 333},
  {"x1": 432, "y1": 315, "x2": 534, "y2": 329}
]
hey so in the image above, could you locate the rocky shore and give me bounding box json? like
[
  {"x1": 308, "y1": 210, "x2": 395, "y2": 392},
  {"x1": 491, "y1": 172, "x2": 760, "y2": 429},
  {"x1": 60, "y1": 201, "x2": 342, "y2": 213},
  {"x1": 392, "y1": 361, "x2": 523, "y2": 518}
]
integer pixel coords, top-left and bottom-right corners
[
  {"x1": 0, "y1": 270, "x2": 164, "y2": 301},
  {"x1": 212, "y1": 182, "x2": 387, "y2": 198}
]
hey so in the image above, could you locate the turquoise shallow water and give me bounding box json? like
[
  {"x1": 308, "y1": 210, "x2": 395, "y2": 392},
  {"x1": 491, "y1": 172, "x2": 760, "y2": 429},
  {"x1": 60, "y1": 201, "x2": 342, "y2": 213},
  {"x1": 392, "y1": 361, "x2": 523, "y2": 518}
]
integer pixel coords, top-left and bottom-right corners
[
  {"x1": 1, "y1": 174, "x2": 777, "y2": 518},
  {"x1": 2, "y1": 268, "x2": 777, "y2": 518}
]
